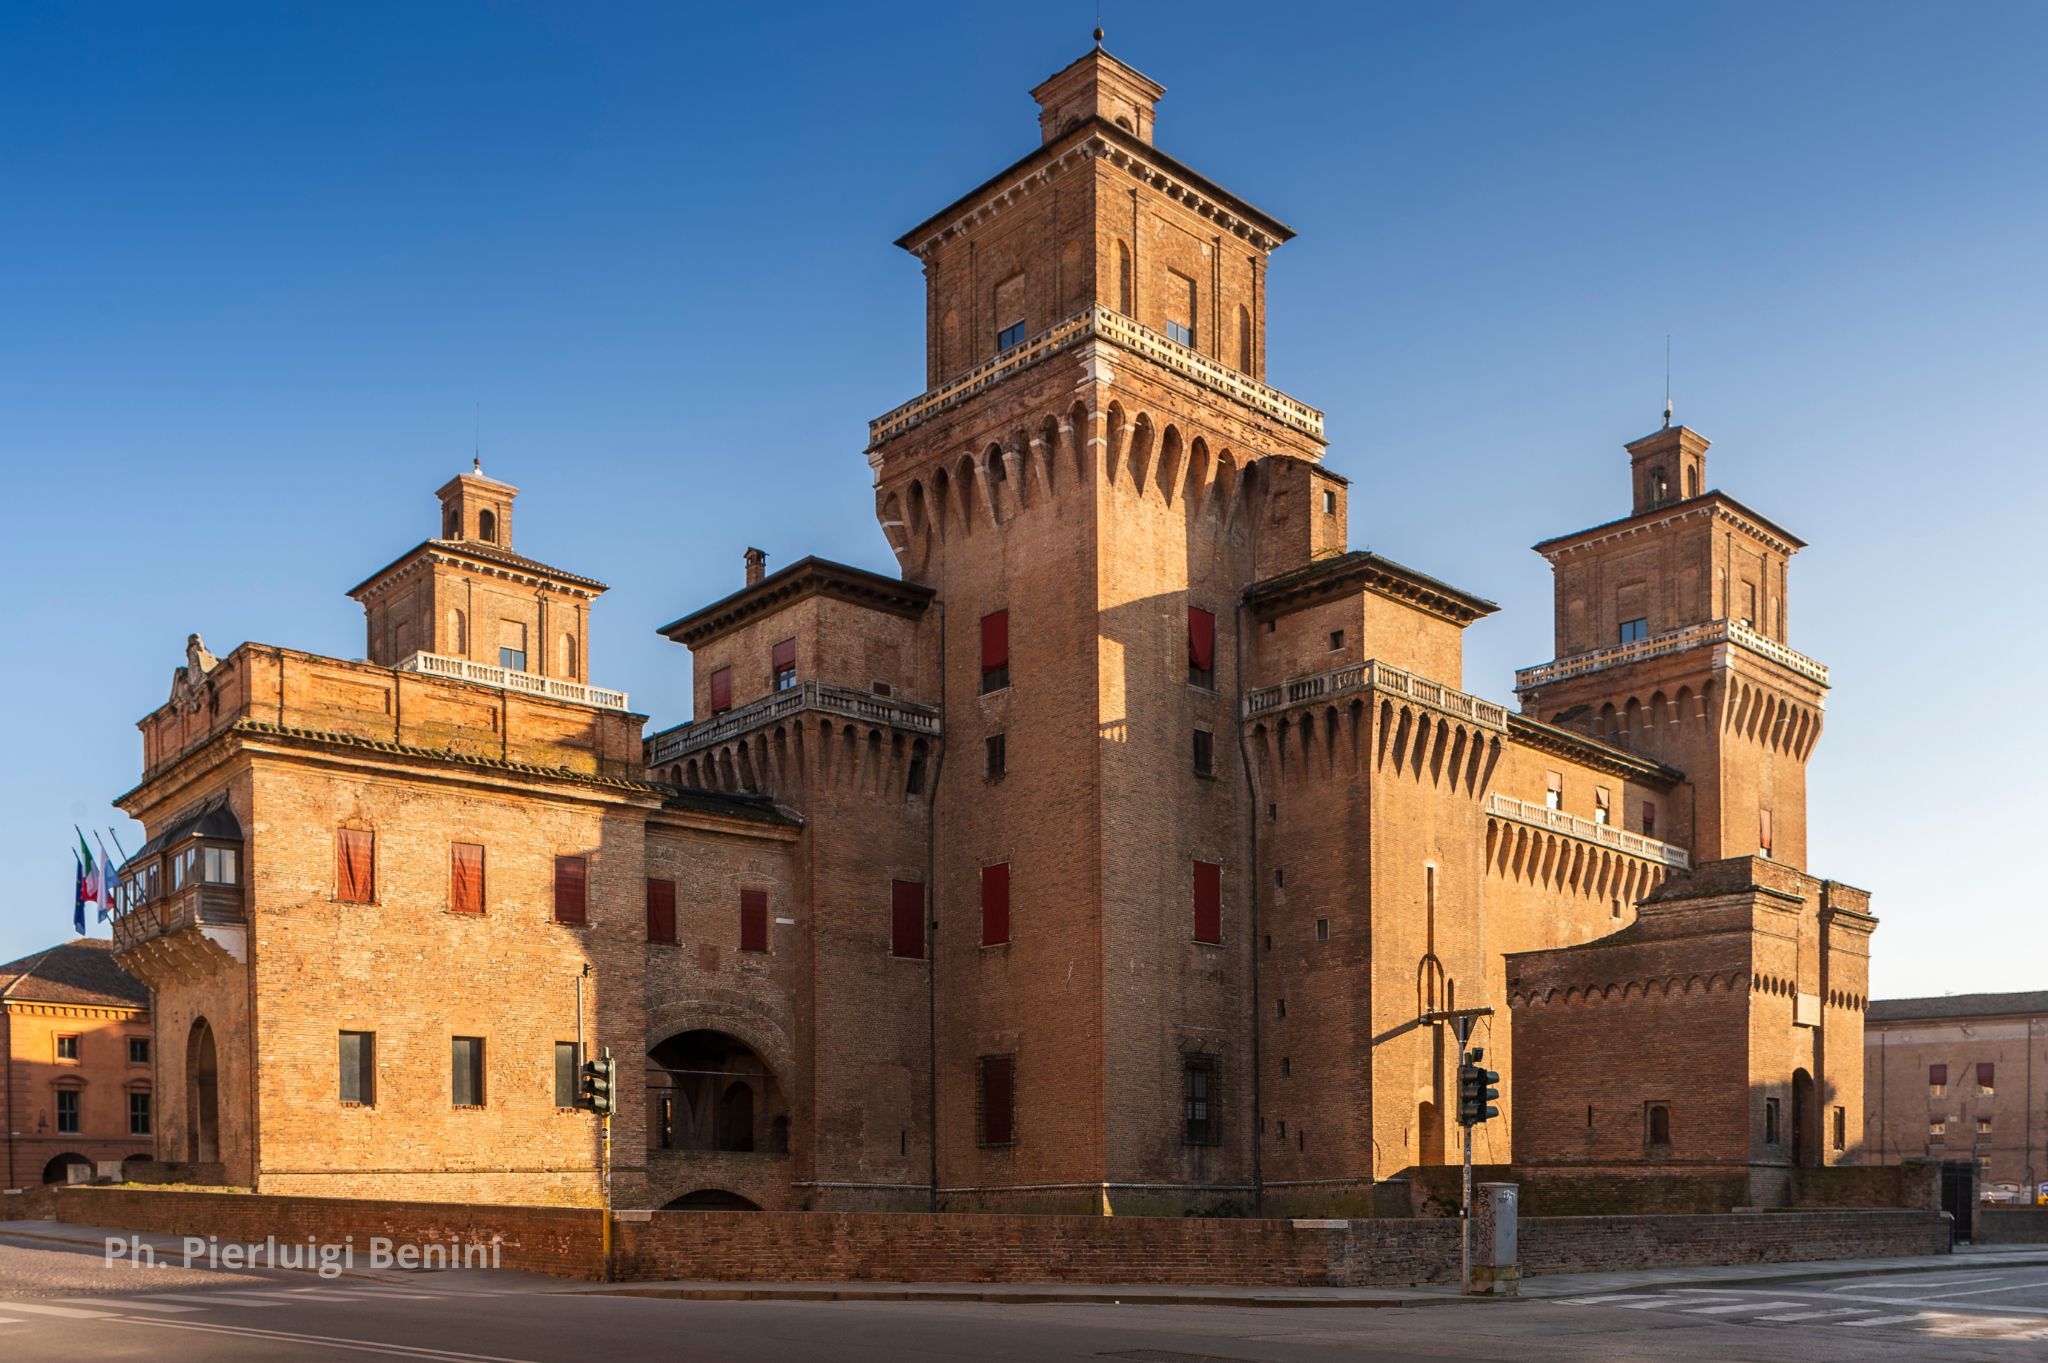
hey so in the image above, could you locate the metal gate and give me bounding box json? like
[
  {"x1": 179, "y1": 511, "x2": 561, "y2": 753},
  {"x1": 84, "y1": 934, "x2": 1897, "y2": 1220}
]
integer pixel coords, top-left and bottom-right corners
[{"x1": 1941, "y1": 1160, "x2": 1976, "y2": 1244}]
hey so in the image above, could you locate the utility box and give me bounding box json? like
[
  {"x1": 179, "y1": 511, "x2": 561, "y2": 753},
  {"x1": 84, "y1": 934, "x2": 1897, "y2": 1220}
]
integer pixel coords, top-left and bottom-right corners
[{"x1": 1469, "y1": 1182, "x2": 1520, "y2": 1296}]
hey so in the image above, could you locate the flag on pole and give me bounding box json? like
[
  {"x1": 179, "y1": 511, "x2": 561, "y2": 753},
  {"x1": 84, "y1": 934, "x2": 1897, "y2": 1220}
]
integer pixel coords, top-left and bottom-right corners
[
  {"x1": 74, "y1": 827, "x2": 103, "y2": 920},
  {"x1": 73, "y1": 851, "x2": 87, "y2": 936},
  {"x1": 94, "y1": 831, "x2": 118, "y2": 921}
]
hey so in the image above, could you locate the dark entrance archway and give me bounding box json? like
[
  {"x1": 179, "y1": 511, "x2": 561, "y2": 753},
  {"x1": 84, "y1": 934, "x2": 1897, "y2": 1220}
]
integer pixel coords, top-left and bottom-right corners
[
  {"x1": 41, "y1": 1152, "x2": 92, "y2": 1184},
  {"x1": 646, "y1": 1030, "x2": 786, "y2": 1154},
  {"x1": 661, "y1": 1189, "x2": 761, "y2": 1211},
  {"x1": 1791, "y1": 1068, "x2": 1817, "y2": 1168},
  {"x1": 186, "y1": 1017, "x2": 219, "y2": 1163}
]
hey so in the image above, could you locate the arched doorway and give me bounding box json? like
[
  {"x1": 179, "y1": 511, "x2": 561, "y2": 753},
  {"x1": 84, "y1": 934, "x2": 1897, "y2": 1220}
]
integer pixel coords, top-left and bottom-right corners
[
  {"x1": 662, "y1": 1189, "x2": 760, "y2": 1211},
  {"x1": 186, "y1": 1017, "x2": 219, "y2": 1163},
  {"x1": 41, "y1": 1152, "x2": 91, "y2": 1184},
  {"x1": 1791, "y1": 1068, "x2": 1816, "y2": 1168},
  {"x1": 645, "y1": 1030, "x2": 786, "y2": 1154}
]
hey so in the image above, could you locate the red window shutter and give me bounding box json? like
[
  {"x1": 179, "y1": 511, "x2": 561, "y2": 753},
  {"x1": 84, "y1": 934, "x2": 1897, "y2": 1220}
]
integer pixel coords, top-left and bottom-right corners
[
  {"x1": 981, "y1": 611, "x2": 1009, "y2": 672},
  {"x1": 740, "y1": 889, "x2": 768, "y2": 952},
  {"x1": 771, "y1": 638, "x2": 796, "y2": 671},
  {"x1": 710, "y1": 667, "x2": 733, "y2": 714},
  {"x1": 1978, "y1": 1063, "x2": 1994, "y2": 1088},
  {"x1": 450, "y1": 843, "x2": 485, "y2": 914},
  {"x1": 981, "y1": 863, "x2": 1011, "y2": 946},
  {"x1": 1193, "y1": 860, "x2": 1222, "y2": 944},
  {"x1": 553, "y1": 856, "x2": 588, "y2": 924},
  {"x1": 1759, "y1": 808, "x2": 1773, "y2": 852},
  {"x1": 1929, "y1": 1063, "x2": 1947, "y2": 1087},
  {"x1": 1187, "y1": 607, "x2": 1216, "y2": 672},
  {"x1": 890, "y1": 880, "x2": 925, "y2": 959},
  {"x1": 336, "y1": 829, "x2": 375, "y2": 903},
  {"x1": 981, "y1": 1055, "x2": 1014, "y2": 1144},
  {"x1": 646, "y1": 878, "x2": 676, "y2": 943}
]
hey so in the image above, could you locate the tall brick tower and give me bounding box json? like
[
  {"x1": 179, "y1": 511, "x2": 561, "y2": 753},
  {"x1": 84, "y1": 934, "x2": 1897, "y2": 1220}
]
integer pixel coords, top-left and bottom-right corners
[
  {"x1": 1514, "y1": 423, "x2": 1829, "y2": 867},
  {"x1": 866, "y1": 44, "x2": 1335, "y2": 1211}
]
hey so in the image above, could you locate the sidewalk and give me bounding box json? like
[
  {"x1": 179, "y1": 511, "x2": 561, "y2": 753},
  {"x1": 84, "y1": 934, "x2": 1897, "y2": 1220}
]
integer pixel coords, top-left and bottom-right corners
[{"x1": 9, "y1": 1216, "x2": 2045, "y2": 1308}]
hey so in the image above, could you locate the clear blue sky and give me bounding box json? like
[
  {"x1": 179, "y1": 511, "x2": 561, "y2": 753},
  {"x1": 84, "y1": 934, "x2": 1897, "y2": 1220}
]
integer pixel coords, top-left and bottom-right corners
[{"x1": 3, "y1": 2, "x2": 2042, "y2": 995}]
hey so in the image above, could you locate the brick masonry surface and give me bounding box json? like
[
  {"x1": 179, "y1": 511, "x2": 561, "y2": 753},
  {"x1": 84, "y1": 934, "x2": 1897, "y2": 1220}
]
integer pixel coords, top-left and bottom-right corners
[
  {"x1": 1979, "y1": 1209, "x2": 2048, "y2": 1243},
  {"x1": 43, "y1": 1189, "x2": 1949, "y2": 1286}
]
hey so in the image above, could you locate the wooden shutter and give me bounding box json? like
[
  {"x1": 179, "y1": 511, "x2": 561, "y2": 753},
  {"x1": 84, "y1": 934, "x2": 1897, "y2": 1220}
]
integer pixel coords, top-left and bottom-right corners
[
  {"x1": 890, "y1": 879, "x2": 925, "y2": 959},
  {"x1": 1929, "y1": 1063, "x2": 1947, "y2": 1087},
  {"x1": 740, "y1": 889, "x2": 768, "y2": 952},
  {"x1": 1187, "y1": 607, "x2": 1216, "y2": 673},
  {"x1": 553, "y1": 856, "x2": 588, "y2": 924},
  {"x1": 646, "y1": 878, "x2": 676, "y2": 943},
  {"x1": 450, "y1": 843, "x2": 485, "y2": 914},
  {"x1": 1978, "y1": 1063, "x2": 1994, "y2": 1089},
  {"x1": 336, "y1": 828, "x2": 375, "y2": 903},
  {"x1": 981, "y1": 611, "x2": 1008, "y2": 672},
  {"x1": 1193, "y1": 860, "x2": 1222, "y2": 944},
  {"x1": 710, "y1": 666, "x2": 733, "y2": 714},
  {"x1": 981, "y1": 863, "x2": 1011, "y2": 946},
  {"x1": 771, "y1": 638, "x2": 796, "y2": 673},
  {"x1": 980, "y1": 1055, "x2": 1014, "y2": 1145},
  {"x1": 1759, "y1": 808, "x2": 1774, "y2": 855}
]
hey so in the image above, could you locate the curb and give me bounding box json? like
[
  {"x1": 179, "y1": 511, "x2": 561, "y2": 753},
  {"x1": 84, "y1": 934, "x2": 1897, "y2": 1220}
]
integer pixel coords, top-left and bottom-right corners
[
  {"x1": 1522, "y1": 1253, "x2": 2048, "y2": 1299},
  {"x1": 576, "y1": 1285, "x2": 1498, "y2": 1308}
]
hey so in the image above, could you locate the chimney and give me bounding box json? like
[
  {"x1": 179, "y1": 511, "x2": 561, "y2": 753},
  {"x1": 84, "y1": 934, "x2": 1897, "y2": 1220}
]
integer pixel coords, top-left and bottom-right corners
[{"x1": 744, "y1": 547, "x2": 767, "y2": 587}]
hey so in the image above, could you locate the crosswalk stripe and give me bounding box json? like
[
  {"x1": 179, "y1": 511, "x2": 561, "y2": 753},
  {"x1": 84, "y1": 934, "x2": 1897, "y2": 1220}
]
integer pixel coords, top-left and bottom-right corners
[
  {"x1": 1684, "y1": 1301, "x2": 1806, "y2": 1314},
  {"x1": 1839, "y1": 1313, "x2": 1928, "y2": 1327},
  {"x1": 1616, "y1": 1296, "x2": 1691, "y2": 1309},
  {"x1": 1754, "y1": 1307, "x2": 1874, "y2": 1322},
  {"x1": 54, "y1": 1297, "x2": 202, "y2": 1314},
  {"x1": 138, "y1": 1293, "x2": 276, "y2": 1308},
  {"x1": 0, "y1": 1301, "x2": 116, "y2": 1319},
  {"x1": 1558, "y1": 1294, "x2": 1653, "y2": 1304}
]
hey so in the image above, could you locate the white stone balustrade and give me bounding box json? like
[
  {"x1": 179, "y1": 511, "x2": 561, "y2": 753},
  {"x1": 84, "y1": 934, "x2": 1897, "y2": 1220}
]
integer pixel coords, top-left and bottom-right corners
[
  {"x1": 647, "y1": 680, "x2": 941, "y2": 767},
  {"x1": 395, "y1": 651, "x2": 630, "y2": 711},
  {"x1": 1244, "y1": 659, "x2": 1509, "y2": 731},
  {"x1": 1485, "y1": 793, "x2": 1691, "y2": 870},
  {"x1": 1515, "y1": 619, "x2": 1828, "y2": 693}
]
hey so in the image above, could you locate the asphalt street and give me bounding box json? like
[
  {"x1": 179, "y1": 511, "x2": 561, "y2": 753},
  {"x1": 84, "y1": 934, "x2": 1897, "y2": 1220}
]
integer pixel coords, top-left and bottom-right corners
[{"x1": 3, "y1": 1231, "x2": 2045, "y2": 1362}]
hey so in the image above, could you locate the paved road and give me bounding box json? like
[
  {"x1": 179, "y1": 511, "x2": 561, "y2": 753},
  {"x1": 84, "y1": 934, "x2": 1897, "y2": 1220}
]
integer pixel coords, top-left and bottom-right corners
[{"x1": 4, "y1": 1232, "x2": 2045, "y2": 1361}]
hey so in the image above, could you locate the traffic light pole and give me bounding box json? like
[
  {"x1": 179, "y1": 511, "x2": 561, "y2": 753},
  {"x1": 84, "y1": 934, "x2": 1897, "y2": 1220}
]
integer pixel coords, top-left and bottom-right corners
[
  {"x1": 1454, "y1": 1019, "x2": 1475, "y2": 1296},
  {"x1": 600, "y1": 1108, "x2": 613, "y2": 1283}
]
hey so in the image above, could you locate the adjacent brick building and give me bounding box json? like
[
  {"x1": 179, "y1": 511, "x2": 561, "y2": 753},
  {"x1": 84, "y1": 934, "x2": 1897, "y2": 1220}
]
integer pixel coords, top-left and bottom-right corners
[
  {"x1": 109, "y1": 42, "x2": 1875, "y2": 1213},
  {"x1": 1864, "y1": 992, "x2": 2046, "y2": 1203},
  {"x1": 1, "y1": 940, "x2": 153, "y2": 1189}
]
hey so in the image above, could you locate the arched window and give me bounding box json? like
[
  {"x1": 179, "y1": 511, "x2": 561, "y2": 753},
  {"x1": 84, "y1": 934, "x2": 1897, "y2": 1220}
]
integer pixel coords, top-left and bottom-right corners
[
  {"x1": 443, "y1": 506, "x2": 459, "y2": 539},
  {"x1": 447, "y1": 609, "x2": 466, "y2": 655},
  {"x1": 1685, "y1": 466, "x2": 1699, "y2": 497},
  {"x1": 1237, "y1": 305, "x2": 1252, "y2": 373},
  {"x1": 1116, "y1": 241, "x2": 1133, "y2": 316},
  {"x1": 560, "y1": 633, "x2": 577, "y2": 677},
  {"x1": 478, "y1": 509, "x2": 497, "y2": 544}
]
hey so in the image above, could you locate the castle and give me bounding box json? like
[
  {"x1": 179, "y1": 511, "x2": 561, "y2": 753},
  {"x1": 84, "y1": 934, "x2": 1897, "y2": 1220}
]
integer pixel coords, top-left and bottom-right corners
[{"x1": 106, "y1": 44, "x2": 1872, "y2": 1214}]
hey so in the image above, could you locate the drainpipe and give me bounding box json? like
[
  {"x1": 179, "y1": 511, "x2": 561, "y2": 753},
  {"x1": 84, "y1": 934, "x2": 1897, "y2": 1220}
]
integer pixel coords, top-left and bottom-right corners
[{"x1": 925, "y1": 601, "x2": 945, "y2": 1213}]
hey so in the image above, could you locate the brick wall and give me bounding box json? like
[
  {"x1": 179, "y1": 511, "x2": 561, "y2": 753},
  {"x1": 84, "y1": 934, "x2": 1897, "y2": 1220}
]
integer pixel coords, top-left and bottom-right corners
[
  {"x1": 1979, "y1": 1209, "x2": 2048, "y2": 1243},
  {"x1": 1521, "y1": 1210, "x2": 1947, "y2": 1273}
]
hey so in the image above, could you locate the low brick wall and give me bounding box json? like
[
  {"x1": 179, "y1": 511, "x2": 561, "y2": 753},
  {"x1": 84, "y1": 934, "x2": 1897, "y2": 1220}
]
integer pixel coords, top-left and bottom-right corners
[
  {"x1": 1979, "y1": 1208, "x2": 2048, "y2": 1244},
  {"x1": 1792, "y1": 1162, "x2": 1940, "y2": 1211},
  {"x1": 1522, "y1": 1210, "x2": 1950, "y2": 1273},
  {"x1": 49, "y1": 1188, "x2": 603, "y2": 1279},
  {"x1": 1400, "y1": 1164, "x2": 1748, "y2": 1217}
]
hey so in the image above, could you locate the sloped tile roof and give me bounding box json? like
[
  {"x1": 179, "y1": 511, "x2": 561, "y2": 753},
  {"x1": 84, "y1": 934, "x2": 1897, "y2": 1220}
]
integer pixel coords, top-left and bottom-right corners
[{"x1": 0, "y1": 939, "x2": 148, "y2": 1007}]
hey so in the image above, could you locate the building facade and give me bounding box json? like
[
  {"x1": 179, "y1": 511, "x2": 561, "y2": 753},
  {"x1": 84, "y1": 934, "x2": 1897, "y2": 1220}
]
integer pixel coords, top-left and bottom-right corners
[
  {"x1": 1865, "y1": 992, "x2": 2047, "y2": 1203},
  {"x1": 1, "y1": 940, "x2": 153, "y2": 1189},
  {"x1": 110, "y1": 43, "x2": 1874, "y2": 1213}
]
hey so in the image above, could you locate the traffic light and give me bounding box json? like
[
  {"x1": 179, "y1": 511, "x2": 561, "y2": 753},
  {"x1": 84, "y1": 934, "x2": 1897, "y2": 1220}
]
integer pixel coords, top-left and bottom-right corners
[
  {"x1": 578, "y1": 1049, "x2": 618, "y2": 1116},
  {"x1": 1457, "y1": 1048, "x2": 1501, "y2": 1127}
]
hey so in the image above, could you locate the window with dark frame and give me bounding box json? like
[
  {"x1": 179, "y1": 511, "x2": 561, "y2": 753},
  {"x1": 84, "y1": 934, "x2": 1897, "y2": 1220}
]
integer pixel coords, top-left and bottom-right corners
[
  {"x1": 1187, "y1": 607, "x2": 1215, "y2": 688},
  {"x1": 1183, "y1": 1056, "x2": 1220, "y2": 1145},
  {"x1": 980, "y1": 611, "x2": 1009, "y2": 692},
  {"x1": 450, "y1": 842, "x2": 486, "y2": 914},
  {"x1": 1192, "y1": 728, "x2": 1214, "y2": 777},
  {"x1": 129, "y1": 1038, "x2": 149, "y2": 1065},
  {"x1": 451, "y1": 1036, "x2": 485, "y2": 1108},
  {"x1": 709, "y1": 666, "x2": 733, "y2": 715},
  {"x1": 1832, "y1": 1106, "x2": 1847, "y2": 1150},
  {"x1": 1764, "y1": 1097, "x2": 1781, "y2": 1145},
  {"x1": 985, "y1": 733, "x2": 1006, "y2": 779},
  {"x1": 1929, "y1": 1063, "x2": 1948, "y2": 1096},
  {"x1": 890, "y1": 879, "x2": 926, "y2": 959},
  {"x1": 1978, "y1": 1063, "x2": 1995, "y2": 1095},
  {"x1": 129, "y1": 1090, "x2": 152, "y2": 1135},
  {"x1": 56, "y1": 1034, "x2": 78, "y2": 1060},
  {"x1": 771, "y1": 638, "x2": 797, "y2": 691},
  {"x1": 996, "y1": 319, "x2": 1025, "y2": 350},
  {"x1": 1544, "y1": 771, "x2": 1563, "y2": 811},
  {"x1": 1328, "y1": 629, "x2": 1344, "y2": 652},
  {"x1": 981, "y1": 863, "x2": 1010, "y2": 946},
  {"x1": 977, "y1": 1054, "x2": 1015, "y2": 1146},
  {"x1": 339, "y1": 1031, "x2": 375, "y2": 1106},
  {"x1": 1193, "y1": 860, "x2": 1222, "y2": 945},
  {"x1": 56, "y1": 1089, "x2": 79, "y2": 1133},
  {"x1": 1618, "y1": 616, "x2": 1650, "y2": 645},
  {"x1": 554, "y1": 1041, "x2": 581, "y2": 1109},
  {"x1": 336, "y1": 828, "x2": 375, "y2": 903},
  {"x1": 1594, "y1": 787, "x2": 1611, "y2": 826},
  {"x1": 1642, "y1": 801, "x2": 1657, "y2": 837},
  {"x1": 1646, "y1": 1102, "x2": 1672, "y2": 1147},
  {"x1": 553, "y1": 856, "x2": 588, "y2": 925},
  {"x1": 646, "y1": 878, "x2": 677, "y2": 944},
  {"x1": 740, "y1": 889, "x2": 769, "y2": 953},
  {"x1": 905, "y1": 754, "x2": 926, "y2": 795}
]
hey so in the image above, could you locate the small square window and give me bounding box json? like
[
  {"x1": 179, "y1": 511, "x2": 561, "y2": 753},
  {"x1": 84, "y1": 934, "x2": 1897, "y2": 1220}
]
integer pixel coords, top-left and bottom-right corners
[
  {"x1": 129, "y1": 1038, "x2": 150, "y2": 1064},
  {"x1": 1327, "y1": 629, "x2": 1344, "y2": 652},
  {"x1": 1166, "y1": 321, "x2": 1195, "y2": 347},
  {"x1": 997, "y1": 319, "x2": 1025, "y2": 350},
  {"x1": 1930, "y1": 1117, "x2": 1947, "y2": 1139},
  {"x1": 985, "y1": 733, "x2": 1007, "y2": 779},
  {"x1": 1321, "y1": 489, "x2": 1337, "y2": 514},
  {"x1": 1976, "y1": 1116, "x2": 1993, "y2": 1136},
  {"x1": 1618, "y1": 617, "x2": 1649, "y2": 645},
  {"x1": 56, "y1": 1034, "x2": 79, "y2": 1061},
  {"x1": 499, "y1": 645, "x2": 527, "y2": 672},
  {"x1": 1192, "y1": 729, "x2": 1214, "y2": 778},
  {"x1": 871, "y1": 680, "x2": 893, "y2": 697}
]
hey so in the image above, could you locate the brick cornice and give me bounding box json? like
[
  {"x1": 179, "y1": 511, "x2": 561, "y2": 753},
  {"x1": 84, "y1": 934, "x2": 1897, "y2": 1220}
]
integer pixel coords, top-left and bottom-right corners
[{"x1": 1533, "y1": 491, "x2": 1806, "y2": 562}]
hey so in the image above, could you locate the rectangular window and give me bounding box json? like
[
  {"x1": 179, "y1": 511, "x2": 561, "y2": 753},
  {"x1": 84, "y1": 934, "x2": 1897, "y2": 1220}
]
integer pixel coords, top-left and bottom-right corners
[
  {"x1": 740, "y1": 889, "x2": 769, "y2": 952},
  {"x1": 985, "y1": 733, "x2": 1006, "y2": 779},
  {"x1": 1184, "y1": 1056, "x2": 1219, "y2": 1146},
  {"x1": 1192, "y1": 728, "x2": 1214, "y2": 778},
  {"x1": 890, "y1": 879, "x2": 926, "y2": 959},
  {"x1": 1322, "y1": 489, "x2": 1337, "y2": 514},
  {"x1": 1187, "y1": 607, "x2": 1215, "y2": 688},
  {"x1": 1764, "y1": 1097, "x2": 1781, "y2": 1145},
  {"x1": 993, "y1": 273, "x2": 1025, "y2": 352},
  {"x1": 1929, "y1": 1063, "x2": 1947, "y2": 1096},
  {"x1": 201, "y1": 846, "x2": 238, "y2": 884},
  {"x1": 336, "y1": 828, "x2": 375, "y2": 903},
  {"x1": 554, "y1": 1041, "x2": 581, "y2": 1109},
  {"x1": 129, "y1": 1090, "x2": 152, "y2": 1136},
  {"x1": 553, "y1": 855, "x2": 588, "y2": 925},
  {"x1": 1544, "y1": 771, "x2": 1563, "y2": 811},
  {"x1": 709, "y1": 666, "x2": 733, "y2": 715},
  {"x1": 1594, "y1": 787, "x2": 1611, "y2": 826},
  {"x1": 1316, "y1": 918, "x2": 1329, "y2": 942},
  {"x1": 978, "y1": 1054, "x2": 1015, "y2": 1146},
  {"x1": 1641, "y1": 801, "x2": 1657, "y2": 837},
  {"x1": 450, "y1": 842, "x2": 486, "y2": 914},
  {"x1": 996, "y1": 319, "x2": 1025, "y2": 350},
  {"x1": 1193, "y1": 860, "x2": 1222, "y2": 945},
  {"x1": 1977, "y1": 1063, "x2": 1994, "y2": 1095},
  {"x1": 1930, "y1": 1117, "x2": 1946, "y2": 1139},
  {"x1": 451, "y1": 1036, "x2": 485, "y2": 1107},
  {"x1": 1833, "y1": 1106, "x2": 1847, "y2": 1151},
  {"x1": 980, "y1": 611, "x2": 1009, "y2": 692},
  {"x1": 1758, "y1": 808, "x2": 1774, "y2": 859},
  {"x1": 1328, "y1": 629, "x2": 1344, "y2": 652},
  {"x1": 646, "y1": 878, "x2": 677, "y2": 943},
  {"x1": 129, "y1": 1038, "x2": 150, "y2": 1065},
  {"x1": 1977, "y1": 1115, "x2": 1993, "y2": 1136},
  {"x1": 339, "y1": 1031, "x2": 375, "y2": 1106},
  {"x1": 772, "y1": 638, "x2": 797, "y2": 691},
  {"x1": 56, "y1": 1034, "x2": 79, "y2": 1060},
  {"x1": 1165, "y1": 270, "x2": 1197, "y2": 347},
  {"x1": 56, "y1": 1089, "x2": 79, "y2": 1134},
  {"x1": 981, "y1": 863, "x2": 1010, "y2": 946},
  {"x1": 1618, "y1": 617, "x2": 1649, "y2": 645},
  {"x1": 499, "y1": 620, "x2": 528, "y2": 673}
]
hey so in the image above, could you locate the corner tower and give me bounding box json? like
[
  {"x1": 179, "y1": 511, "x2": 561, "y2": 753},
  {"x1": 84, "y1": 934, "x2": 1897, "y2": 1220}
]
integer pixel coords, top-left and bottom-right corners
[
  {"x1": 1515, "y1": 423, "x2": 1828, "y2": 867},
  {"x1": 866, "y1": 44, "x2": 1336, "y2": 1211}
]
